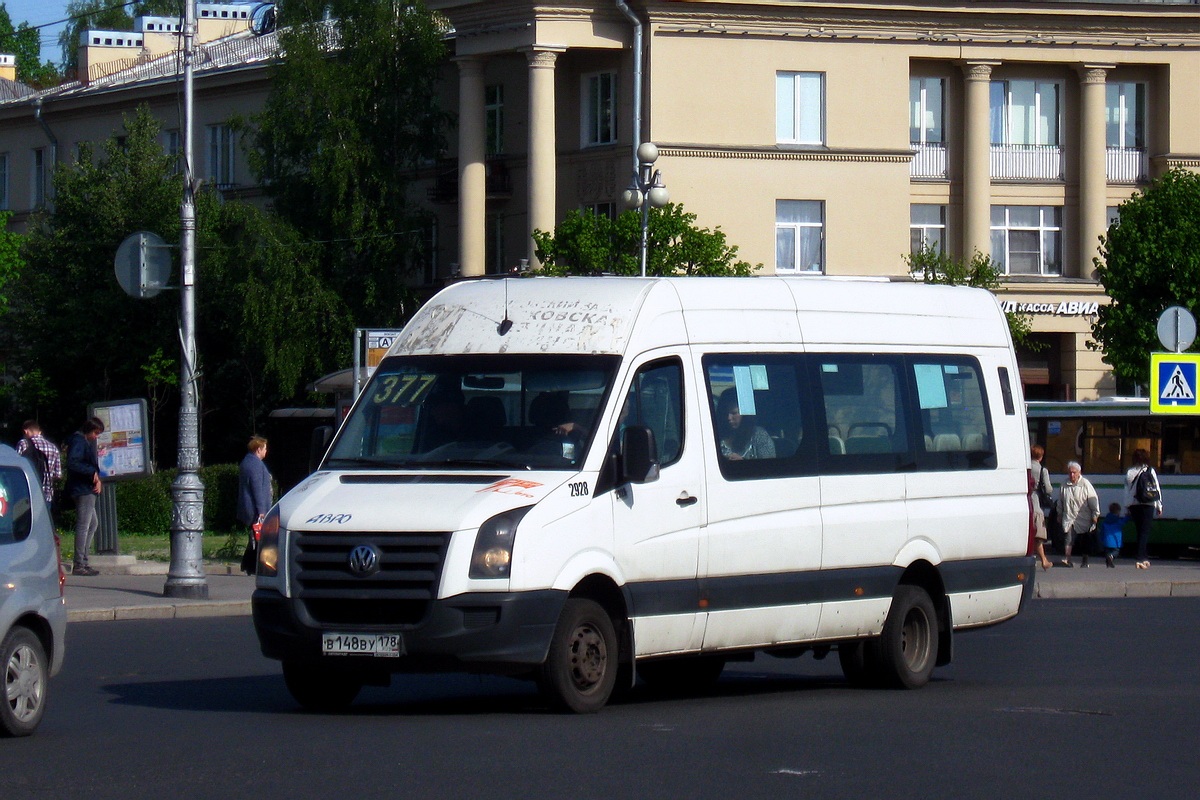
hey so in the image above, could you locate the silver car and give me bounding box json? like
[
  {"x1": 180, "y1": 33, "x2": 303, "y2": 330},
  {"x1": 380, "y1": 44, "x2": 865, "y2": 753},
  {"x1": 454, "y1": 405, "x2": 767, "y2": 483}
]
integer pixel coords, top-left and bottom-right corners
[{"x1": 0, "y1": 444, "x2": 66, "y2": 736}]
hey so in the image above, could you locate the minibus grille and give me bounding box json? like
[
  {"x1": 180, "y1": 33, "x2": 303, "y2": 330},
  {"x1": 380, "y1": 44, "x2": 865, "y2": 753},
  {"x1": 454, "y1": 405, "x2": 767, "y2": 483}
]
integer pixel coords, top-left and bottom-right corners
[{"x1": 293, "y1": 531, "x2": 451, "y2": 626}]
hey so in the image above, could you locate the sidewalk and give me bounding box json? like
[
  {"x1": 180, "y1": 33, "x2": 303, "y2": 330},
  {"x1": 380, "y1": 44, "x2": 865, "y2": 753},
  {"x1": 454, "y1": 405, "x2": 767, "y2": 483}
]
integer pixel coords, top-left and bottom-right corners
[
  {"x1": 60, "y1": 555, "x2": 1200, "y2": 625},
  {"x1": 64, "y1": 559, "x2": 255, "y2": 622},
  {"x1": 1032, "y1": 555, "x2": 1200, "y2": 599}
]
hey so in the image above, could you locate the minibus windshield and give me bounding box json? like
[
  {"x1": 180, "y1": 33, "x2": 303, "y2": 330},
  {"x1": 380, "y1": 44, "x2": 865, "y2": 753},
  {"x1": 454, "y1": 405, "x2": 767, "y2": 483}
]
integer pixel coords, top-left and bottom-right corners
[{"x1": 324, "y1": 354, "x2": 620, "y2": 471}]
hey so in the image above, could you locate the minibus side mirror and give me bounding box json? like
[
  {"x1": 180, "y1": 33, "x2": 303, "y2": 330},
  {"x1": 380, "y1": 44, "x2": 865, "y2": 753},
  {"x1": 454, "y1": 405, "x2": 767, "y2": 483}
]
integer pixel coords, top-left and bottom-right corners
[
  {"x1": 620, "y1": 425, "x2": 660, "y2": 484},
  {"x1": 309, "y1": 425, "x2": 334, "y2": 473}
]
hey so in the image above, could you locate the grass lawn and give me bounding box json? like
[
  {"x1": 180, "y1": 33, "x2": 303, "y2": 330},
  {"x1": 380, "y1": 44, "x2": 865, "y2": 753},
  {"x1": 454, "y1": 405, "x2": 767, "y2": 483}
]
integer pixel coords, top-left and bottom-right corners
[{"x1": 58, "y1": 530, "x2": 245, "y2": 564}]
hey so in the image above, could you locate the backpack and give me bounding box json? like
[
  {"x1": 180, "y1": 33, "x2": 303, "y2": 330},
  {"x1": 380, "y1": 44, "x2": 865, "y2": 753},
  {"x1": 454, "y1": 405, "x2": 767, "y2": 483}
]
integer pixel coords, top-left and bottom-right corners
[
  {"x1": 1135, "y1": 467, "x2": 1160, "y2": 504},
  {"x1": 1036, "y1": 465, "x2": 1053, "y2": 508},
  {"x1": 21, "y1": 438, "x2": 48, "y2": 487}
]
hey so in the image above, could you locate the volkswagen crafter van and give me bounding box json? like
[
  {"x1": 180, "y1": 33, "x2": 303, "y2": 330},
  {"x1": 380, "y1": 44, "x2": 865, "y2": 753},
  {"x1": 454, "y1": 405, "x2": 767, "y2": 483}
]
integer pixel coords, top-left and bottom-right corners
[
  {"x1": 0, "y1": 445, "x2": 66, "y2": 736},
  {"x1": 252, "y1": 277, "x2": 1035, "y2": 712}
]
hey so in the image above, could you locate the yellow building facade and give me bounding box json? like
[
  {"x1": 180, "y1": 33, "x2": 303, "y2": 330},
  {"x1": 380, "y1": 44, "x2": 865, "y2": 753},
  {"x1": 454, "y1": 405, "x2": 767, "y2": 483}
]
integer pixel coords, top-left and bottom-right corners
[{"x1": 427, "y1": 0, "x2": 1200, "y2": 400}]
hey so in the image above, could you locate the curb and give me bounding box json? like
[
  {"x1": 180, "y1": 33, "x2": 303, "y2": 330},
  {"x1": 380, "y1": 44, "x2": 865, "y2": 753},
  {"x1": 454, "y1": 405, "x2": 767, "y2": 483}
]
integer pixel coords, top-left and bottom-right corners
[
  {"x1": 67, "y1": 600, "x2": 252, "y2": 623},
  {"x1": 1035, "y1": 580, "x2": 1200, "y2": 599}
]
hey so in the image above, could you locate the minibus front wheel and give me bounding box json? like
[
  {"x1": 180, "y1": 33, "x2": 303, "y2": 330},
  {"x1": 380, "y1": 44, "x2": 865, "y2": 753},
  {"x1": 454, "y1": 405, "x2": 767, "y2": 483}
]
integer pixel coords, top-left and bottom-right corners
[{"x1": 538, "y1": 599, "x2": 618, "y2": 713}]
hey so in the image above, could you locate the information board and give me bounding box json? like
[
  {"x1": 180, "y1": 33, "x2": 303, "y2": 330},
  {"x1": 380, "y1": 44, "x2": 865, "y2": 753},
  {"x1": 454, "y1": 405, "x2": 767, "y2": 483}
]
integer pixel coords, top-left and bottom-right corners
[{"x1": 88, "y1": 398, "x2": 152, "y2": 480}]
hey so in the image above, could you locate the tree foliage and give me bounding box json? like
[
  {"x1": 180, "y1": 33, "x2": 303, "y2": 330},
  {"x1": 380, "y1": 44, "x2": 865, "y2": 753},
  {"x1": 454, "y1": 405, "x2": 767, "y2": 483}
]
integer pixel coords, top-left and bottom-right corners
[
  {"x1": 0, "y1": 210, "x2": 20, "y2": 314},
  {"x1": 533, "y1": 205, "x2": 759, "y2": 277},
  {"x1": 905, "y1": 246, "x2": 1037, "y2": 350},
  {"x1": 58, "y1": 0, "x2": 176, "y2": 75},
  {"x1": 247, "y1": 0, "x2": 449, "y2": 326},
  {"x1": 1090, "y1": 168, "x2": 1200, "y2": 388},
  {"x1": 0, "y1": 3, "x2": 58, "y2": 86},
  {"x1": 9, "y1": 106, "x2": 350, "y2": 460}
]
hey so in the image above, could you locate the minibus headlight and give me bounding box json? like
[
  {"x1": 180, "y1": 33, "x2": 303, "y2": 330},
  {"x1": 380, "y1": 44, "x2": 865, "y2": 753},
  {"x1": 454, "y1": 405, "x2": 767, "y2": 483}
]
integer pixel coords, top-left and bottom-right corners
[
  {"x1": 470, "y1": 506, "x2": 532, "y2": 579},
  {"x1": 258, "y1": 507, "x2": 281, "y2": 578}
]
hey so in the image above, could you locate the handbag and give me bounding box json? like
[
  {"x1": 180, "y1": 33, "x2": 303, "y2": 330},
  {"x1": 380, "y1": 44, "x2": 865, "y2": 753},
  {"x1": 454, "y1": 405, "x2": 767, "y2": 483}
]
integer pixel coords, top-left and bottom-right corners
[{"x1": 240, "y1": 522, "x2": 261, "y2": 575}]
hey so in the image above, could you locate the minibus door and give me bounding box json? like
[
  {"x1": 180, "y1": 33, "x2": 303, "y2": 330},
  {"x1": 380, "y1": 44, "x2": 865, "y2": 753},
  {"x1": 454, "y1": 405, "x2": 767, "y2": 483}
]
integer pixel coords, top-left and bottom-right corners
[{"x1": 609, "y1": 354, "x2": 707, "y2": 657}]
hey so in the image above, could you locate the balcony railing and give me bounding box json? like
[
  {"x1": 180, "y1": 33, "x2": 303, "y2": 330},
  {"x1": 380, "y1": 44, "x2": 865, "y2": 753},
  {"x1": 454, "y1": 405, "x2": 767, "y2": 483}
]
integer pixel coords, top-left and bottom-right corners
[
  {"x1": 1106, "y1": 147, "x2": 1148, "y2": 183},
  {"x1": 990, "y1": 144, "x2": 1063, "y2": 180},
  {"x1": 427, "y1": 158, "x2": 513, "y2": 204},
  {"x1": 910, "y1": 143, "x2": 947, "y2": 179}
]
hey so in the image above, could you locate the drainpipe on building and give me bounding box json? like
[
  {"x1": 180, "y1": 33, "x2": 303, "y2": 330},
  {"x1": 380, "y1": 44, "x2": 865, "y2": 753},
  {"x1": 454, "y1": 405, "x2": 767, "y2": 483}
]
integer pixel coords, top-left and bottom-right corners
[
  {"x1": 615, "y1": 0, "x2": 643, "y2": 173},
  {"x1": 33, "y1": 96, "x2": 58, "y2": 206}
]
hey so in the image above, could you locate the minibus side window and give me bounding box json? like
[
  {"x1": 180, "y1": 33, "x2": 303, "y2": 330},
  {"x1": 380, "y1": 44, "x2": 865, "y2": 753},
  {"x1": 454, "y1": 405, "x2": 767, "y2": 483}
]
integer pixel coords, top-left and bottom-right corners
[
  {"x1": 621, "y1": 359, "x2": 684, "y2": 467},
  {"x1": 911, "y1": 357, "x2": 997, "y2": 470},
  {"x1": 704, "y1": 356, "x2": 813, "y2": 480},
  {"x1": 818, "y1": 356, "x2": 909, "y2": 474}
]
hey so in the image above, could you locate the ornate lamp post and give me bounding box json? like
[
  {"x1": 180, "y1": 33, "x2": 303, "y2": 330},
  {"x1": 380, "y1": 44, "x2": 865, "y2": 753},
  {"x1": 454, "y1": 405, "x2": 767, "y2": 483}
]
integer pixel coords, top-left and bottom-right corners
[{"x1": 622, "y1": 142, "x2": 670, "y2": 277}]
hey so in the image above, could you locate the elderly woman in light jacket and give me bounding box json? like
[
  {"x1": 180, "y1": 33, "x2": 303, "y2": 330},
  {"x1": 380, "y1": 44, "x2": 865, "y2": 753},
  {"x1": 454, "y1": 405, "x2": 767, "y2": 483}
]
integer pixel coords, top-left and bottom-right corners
[{"x1": 1056, "y1": 460, "x2": 1100, "y2": 568}]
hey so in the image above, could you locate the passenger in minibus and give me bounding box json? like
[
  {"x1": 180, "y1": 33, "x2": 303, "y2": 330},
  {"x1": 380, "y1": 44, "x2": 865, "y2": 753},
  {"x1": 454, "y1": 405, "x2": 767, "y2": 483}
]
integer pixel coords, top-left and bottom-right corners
[{"x1": 717, "y1": 387, "x2": 775, "y2": 461}]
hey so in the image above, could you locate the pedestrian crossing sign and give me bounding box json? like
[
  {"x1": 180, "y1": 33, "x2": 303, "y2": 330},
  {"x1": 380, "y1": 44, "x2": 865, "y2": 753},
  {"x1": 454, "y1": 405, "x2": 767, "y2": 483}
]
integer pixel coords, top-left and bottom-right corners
[{"x1": 1150, "y1": 353, "x2": 1200, "y2": 413}]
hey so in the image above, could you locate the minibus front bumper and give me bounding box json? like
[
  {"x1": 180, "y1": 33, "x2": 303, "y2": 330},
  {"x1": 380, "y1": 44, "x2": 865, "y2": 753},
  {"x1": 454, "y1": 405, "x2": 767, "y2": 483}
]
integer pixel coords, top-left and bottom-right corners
[{"x1": 252, "y1": 588, "x2": 568, "y2": 672}]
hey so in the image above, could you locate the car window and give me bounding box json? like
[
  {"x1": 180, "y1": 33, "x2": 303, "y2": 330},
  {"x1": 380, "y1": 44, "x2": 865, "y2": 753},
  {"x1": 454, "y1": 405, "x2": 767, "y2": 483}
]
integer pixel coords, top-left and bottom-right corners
[{"x1": 0, "y1": 466, "x2": 34, "y2": 544}]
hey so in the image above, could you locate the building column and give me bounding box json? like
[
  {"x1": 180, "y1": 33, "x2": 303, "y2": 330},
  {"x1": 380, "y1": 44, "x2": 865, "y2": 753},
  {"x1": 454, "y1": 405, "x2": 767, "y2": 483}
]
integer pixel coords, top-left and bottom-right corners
[
  {"x1": 961, "y1": 62, "x2": 998, "y2": 260},
  {"x1": 1079, "y1": 65, "x2": 1112, "y2": 280},
  {"x1": 457, "y1": 56, "x2": 486, "y2": 278},
  {"x1": 526, "y1": 48, "x2": 562, "y2": 269}
]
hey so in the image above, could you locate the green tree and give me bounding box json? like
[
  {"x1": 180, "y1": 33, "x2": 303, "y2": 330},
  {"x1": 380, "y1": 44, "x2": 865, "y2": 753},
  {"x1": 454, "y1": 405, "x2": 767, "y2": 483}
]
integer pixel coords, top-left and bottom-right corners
[
  {"x1": 0, "y1": 4, "x2": 57, "y2": 86},
  {"x1": 533, "y1": 205, "x2": 759, "y2": 277},
  {"x1": 0, "y1": 210, "x2": 20, "y2": 314},
  {"x1": 247, "y1": 0, "x2": 449, "y2": 326},
  {"x1": 1090, "y1": 168, "x2": 1200, "y2": 388},
  {"x1": 905, "y1": 246, "x2": 1037, "y2": 350},
  {"x1": 11, "y1": 106, "x2": 350, "y2": 460},
  {"x1": 58, "y1": 0, "x2": 176, "y2": 75}
]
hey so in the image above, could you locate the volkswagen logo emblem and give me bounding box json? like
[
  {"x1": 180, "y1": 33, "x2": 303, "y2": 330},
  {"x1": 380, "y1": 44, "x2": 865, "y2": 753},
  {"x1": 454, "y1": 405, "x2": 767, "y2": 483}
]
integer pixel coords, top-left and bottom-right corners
[{"x1": 348, "y1": 544, "x2": 381, "y2": 577}]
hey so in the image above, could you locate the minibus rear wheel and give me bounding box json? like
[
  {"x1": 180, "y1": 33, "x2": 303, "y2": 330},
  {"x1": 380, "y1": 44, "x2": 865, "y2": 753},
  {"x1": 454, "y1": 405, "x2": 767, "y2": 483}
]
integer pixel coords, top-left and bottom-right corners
[
  {"x1": 538, "y1": 599, "x2": 618, "y2": 713},
  {"x1": 876, "y1": 585, "x2": 938, "y2": 689},
  {"x1": 283, "y1": 661, "x2": 363, "y2": 712}
]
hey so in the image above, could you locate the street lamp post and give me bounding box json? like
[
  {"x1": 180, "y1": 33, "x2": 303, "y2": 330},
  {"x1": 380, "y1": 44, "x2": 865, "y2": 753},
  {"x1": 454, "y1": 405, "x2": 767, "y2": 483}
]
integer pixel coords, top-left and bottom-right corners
[
  {"x1": 622, "y1": 142, "x2": 670, "y2": 277},
  {"x1": 165, "y1": 0, "x2": 208, "y2": 599}
]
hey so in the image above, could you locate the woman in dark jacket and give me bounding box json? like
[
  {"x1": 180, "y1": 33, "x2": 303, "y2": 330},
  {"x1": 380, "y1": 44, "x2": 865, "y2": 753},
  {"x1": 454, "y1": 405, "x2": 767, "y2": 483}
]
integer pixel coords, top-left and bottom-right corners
[{"x1": 237, "y1": 436, "x2": 273, "y2": 574}]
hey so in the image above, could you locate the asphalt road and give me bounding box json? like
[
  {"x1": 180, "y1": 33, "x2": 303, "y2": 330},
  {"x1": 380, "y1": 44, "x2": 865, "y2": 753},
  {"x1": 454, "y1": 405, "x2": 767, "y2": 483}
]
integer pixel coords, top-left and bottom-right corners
[{"x1": 3, "y1": 599, "x2": 1199, "y2": 799}]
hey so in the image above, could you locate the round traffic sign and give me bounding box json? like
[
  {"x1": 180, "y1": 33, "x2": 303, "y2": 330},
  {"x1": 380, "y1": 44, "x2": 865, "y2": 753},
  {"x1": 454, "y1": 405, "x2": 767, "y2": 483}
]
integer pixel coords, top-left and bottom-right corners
[
  {"x1": 114, "y1": 231, "x2": 171, "y2": 299},
  {"x1": 1157, "y1": 306, "x2": 1197, "y2": 353}
]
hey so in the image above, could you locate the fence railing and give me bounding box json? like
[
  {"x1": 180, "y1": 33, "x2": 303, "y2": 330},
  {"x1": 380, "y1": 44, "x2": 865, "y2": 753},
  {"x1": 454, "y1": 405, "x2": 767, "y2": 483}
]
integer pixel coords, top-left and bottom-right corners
[
  {"x1": 990, "y1": 144, "x2": 1063, "y2": 180},
  {"x1": 910, "y1": 143, "x2": 947, "y2": 179},
  {"x1": 1106, "y1": 147, "x2": 1148, "y2": 183}
]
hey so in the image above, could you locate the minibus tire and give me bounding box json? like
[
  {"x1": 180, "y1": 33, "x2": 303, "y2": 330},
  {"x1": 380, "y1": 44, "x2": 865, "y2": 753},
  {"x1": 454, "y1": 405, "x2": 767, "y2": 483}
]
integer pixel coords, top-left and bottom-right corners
[
  {"x1": 876, "y1": 585, "x2": 938, "y2": 689},
  {"x1": 637, "y1": 655, "x2": 726, "y2": 694},
  {"x1": 538, "y1": 599, "x2": 618, "y2": 713},
  {"x1": 1, "y1": 627, "x2": 48, "y2": 737},
  {"x1": 282, "y1": 661, "x2": 363, "y2": 712}
]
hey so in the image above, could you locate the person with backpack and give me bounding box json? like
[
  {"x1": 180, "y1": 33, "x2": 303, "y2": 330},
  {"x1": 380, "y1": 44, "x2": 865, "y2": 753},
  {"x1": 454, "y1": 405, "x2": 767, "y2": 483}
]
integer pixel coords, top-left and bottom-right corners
[
  {"x1": 16, "y1": 420, "x2": 62, "y2": 514},
  {"x1": 1030, "y1": 444, "x2": 1055, "y2": 570},
  {"x1": 65, "y1": 417, "x2": 105, "y2": 577},
  {"x1": 1125, "y1": 448, "x2": 1163, "y2": 570}
]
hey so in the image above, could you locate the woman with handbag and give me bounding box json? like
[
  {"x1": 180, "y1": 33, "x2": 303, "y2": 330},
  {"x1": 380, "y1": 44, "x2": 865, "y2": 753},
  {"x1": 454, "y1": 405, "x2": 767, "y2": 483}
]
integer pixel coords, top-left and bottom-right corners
[
  {"x1": 1125, "y1": 448, "x2": 1163, "y2": 570},
  {"x1": 1055, "y1": 461, "x2": 1100, "y2": 568},
  {"x1": 237, "y1": 436, "x2": 273, "y2": 575}
]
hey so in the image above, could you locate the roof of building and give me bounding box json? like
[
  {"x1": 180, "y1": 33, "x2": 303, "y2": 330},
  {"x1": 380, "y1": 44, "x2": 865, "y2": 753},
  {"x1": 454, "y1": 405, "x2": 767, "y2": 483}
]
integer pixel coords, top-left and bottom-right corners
[{"x1": 0, "y1": 77, "x2": 36, "y2": 102}]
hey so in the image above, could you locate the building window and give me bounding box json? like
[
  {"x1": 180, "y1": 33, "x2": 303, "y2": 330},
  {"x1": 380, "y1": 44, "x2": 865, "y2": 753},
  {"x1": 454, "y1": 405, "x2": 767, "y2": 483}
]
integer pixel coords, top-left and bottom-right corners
[
  {"x1": 0, "y1": 153, "x2": 8, "y2": 210},
  {"x1": 990, "y1": 206, "x2": 1062, "y2": 275},
  {"x1": 486, "y1": 213, "x2": 505, "y2": 274},
  {"x1": 584, "y1": 202, "x2": 617, "y2": 221},
  {"x1": 1106, "y1": 82, "x2": 1147, "y2": 183},
  {"x1": 910, "y1": 77, "x2": 946, "y2": 178},
  {"x1": 162, "y1": 129, "x2": 181, "y2": 175},
  {"x1": 31, "y1": 148, "x2": 45, "y2": 208},
  {"x1": 775, "y1": 200, "x2": 823, "y2": 273},
  {"x1": 485, "y1": 85, "x2": 504, "y2": 156},
  {"x1": 910, "y1": 205, "x2": 946, "y2": 255},
  {"x1": 582, "y1": 72, "x2": 617, "y2": 146},
  {"x1": 989, "y1": 79, "x2": 1062, "y2": 178},
  {"x1": 910, "y1": 78, "x2": 944, "y2": 145},
  {"x1": 991, "y1": 80, "x2": 1060, "y2": 146},
  {"x1": 206, "y1": 124, "x2": 235, "y2": 187},
  {"x1": 776, "y1": 71, "x2": 824, "y2": 145},
  {"x1": 1106, "y1": 206, "x2": 1121, "y2": 229}
]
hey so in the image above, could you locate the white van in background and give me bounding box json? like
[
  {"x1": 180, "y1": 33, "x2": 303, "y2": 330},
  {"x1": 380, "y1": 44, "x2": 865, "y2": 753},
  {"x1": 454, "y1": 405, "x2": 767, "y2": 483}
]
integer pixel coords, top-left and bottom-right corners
[{"x1": 252, "y1": 277, "x2": 1035, "y2": 712}]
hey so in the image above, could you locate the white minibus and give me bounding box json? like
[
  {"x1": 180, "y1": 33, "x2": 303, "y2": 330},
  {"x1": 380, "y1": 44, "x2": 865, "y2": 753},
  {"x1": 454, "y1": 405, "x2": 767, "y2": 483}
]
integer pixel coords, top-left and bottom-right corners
[{"x1": 252, "y1": 277, "x2": 1035, "y2": 712}]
